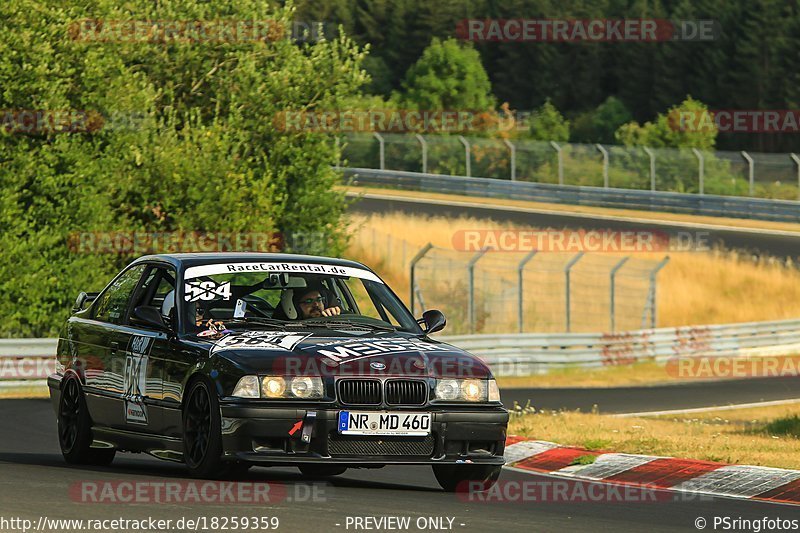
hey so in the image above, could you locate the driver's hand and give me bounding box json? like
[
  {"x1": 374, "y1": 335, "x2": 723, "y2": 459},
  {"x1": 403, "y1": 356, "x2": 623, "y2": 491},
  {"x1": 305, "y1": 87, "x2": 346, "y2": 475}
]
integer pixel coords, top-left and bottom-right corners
[{"x1": 322, "y1": 306, "x2": 341, "y2": 317}]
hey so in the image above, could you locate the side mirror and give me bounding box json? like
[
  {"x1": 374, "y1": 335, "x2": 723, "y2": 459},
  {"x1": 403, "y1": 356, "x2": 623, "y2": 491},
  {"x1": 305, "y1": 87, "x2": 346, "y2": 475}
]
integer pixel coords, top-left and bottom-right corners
[
  {"x1": 73, "y1": 291, "x2": 99, "y2": 313},
  {"x1": 420, "y1": 309, "x2": 446, "y2": 334},
  {"x1": 132, "y1": 306, "x2": 169, "y2": 331}
]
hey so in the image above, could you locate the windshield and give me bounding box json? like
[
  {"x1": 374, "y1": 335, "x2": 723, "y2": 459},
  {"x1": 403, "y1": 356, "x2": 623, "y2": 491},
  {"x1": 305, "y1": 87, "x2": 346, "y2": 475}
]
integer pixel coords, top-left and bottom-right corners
[{"x1": 179, "y1": 261, "x2": 421, "y2": 334}]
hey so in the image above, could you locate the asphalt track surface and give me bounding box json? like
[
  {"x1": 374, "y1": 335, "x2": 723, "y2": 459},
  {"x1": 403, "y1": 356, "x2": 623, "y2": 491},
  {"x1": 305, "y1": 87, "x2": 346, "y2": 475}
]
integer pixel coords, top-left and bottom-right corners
[
  {"x1": 348, "y1": 194, "x2": 800, "y2": 261},
  {"x1": 501, "y1": 376, "x2": 800, "y2": 414},
  {"x1": 1, "y1": 399, "x2": 799, "y2": 532}
]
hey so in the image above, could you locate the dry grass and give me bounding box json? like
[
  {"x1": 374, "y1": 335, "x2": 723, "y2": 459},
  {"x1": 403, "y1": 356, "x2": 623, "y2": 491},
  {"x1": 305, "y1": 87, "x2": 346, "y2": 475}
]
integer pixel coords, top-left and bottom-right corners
[
  {"x1": 509, "y1": 402, "x2": 800, "y2": 469},
  {"x1": 346, "y1": 211, "x2": 800, "y2": 327},
  {"x1": 0, "y1": 384, "x2": 48, "y2": 399}
]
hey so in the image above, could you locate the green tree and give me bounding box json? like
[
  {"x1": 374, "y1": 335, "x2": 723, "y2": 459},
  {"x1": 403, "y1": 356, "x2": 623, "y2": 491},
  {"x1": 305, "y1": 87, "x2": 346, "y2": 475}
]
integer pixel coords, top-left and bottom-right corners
[
  {"x1": 0, "y1": 0, "x2": 368, "y2": 337},
  {"x1": 528, "y1": 100, "x2": 570, "y2": 142},
  {"x1": 572, "y1": 96, "x2": 633, "y2": 143},
  {"x1": 615, "y1": 97, "x2": 717, "y2": 149},
  {"x1": 399, "y1": 37, "x2": 495, "y2": 111}
]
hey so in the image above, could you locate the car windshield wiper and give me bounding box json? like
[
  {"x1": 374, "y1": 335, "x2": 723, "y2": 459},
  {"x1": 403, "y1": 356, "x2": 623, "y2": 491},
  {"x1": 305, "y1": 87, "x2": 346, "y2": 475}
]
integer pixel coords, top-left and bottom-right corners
[{"x1": 296, "y1": 319, "x2": 397, "y2": 332}]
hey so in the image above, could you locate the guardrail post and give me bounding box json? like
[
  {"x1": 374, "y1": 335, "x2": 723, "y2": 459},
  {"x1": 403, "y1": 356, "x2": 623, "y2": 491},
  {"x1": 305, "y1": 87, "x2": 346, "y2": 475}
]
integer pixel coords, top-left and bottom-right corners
[
  {"x1": 409, "y1": 243, "x2": 433, "y2": 316},
  {"x1": 741, "y1": 150, "x2": 754, "y2": 196},
  {"x1": 373, "y1": 132, "x2": 385, "y2": 170},
  {"x1": 458, "y1": 135, "x2": 471, "y2": 177},
  {"x1": 468, "y1": 248, "x2": 489, "y2": 334},
  {"x1": 564, "y1": 252, "x2": 585, "y2": 332},
  {"x1": 517, "y1": 250, "x2": 538, "y2": 332},
  {"x1": 596, "y1": 144, "x2": 609, "y2": 188},
  {"x1": 791, "y1": 153, "x2": 800, "y2": 201},
  {"x1": 643, "y1": 147, "x2": 656, "y2": 191},
  {"x1": 550, "y1": 141, "x2": 564, "y2": 185},
  {"x1": 504, "y1": 139, "x2": 516, "y2": 181},
  {"x1": 415, "y1": 134, "x2": 427, "y2": 174},
  {"x1": 692, "y1": 148, "x2": 704, "y2": 195},
  {"x1": 609, "y1": 256, "x2": 629, "y2": 332},
  {"x1": 645, "y1": 256, "x2": 670, "y2": 329}
]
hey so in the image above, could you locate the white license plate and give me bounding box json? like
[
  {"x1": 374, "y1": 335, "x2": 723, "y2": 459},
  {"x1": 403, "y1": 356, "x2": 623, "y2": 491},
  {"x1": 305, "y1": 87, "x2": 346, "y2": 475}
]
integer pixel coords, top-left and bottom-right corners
[{"x1": 338, "y1": 411, "x2": 431, "y2": 436}]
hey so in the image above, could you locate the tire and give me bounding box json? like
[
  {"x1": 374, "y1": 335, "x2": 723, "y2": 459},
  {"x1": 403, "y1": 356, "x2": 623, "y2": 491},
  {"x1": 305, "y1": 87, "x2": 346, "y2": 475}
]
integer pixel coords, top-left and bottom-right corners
[
  {"x1": 298, "y1": 465, "x2": 348, "y2": 477},
  {"x1": 183, "y1": 379, "x2": 226, "y2": 478},
  {"x1": 58, "y1": 376, "x2": 116, "y2": 466},
  {"x1": 432, "y1": 464, "x2": 502, "y2": 493}
]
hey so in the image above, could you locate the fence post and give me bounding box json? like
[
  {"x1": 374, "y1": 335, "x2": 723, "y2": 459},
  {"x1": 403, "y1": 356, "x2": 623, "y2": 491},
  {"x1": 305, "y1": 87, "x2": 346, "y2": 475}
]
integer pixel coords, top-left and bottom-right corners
[
  {"x1": 596, "y1": 144, "x2": 609, "y2": 188},
  {"x1": 503, "y1": 139, "x2": 516, "y2": 181},
  {"x1": 468, "y1": 248, "x2": 488, "y2": 334},
  {"x1": 643, "y1": 147, "x2": 656, "y2": 191},
  {"x1": 458, "y1": 135, "x2": 471, "y2": 177},
  {"x1": 646, "y1": 256, "x2": 670, "y2": 329},
  {"x1": 692, "y1": 148, "x2": 704, "y2": 195},
  {"x1": 609, "y1": 256, "x2": 630, "y2": 332},
  {"x1": 564, "y1": 252, "x2": 585, "y2": 332},
  {"x1": 550, "y1": 141, "x2": 564, "y2": 185},
  {"x1": 373, "y1": 132, "x2": 385, "y2": 170},
  {"x1": 415, "y1": 134, "x2": 427, "y2": 174},
  {"x1": 791, "y1": 153, "x2": 800, "y2": 201},
  {"x1": 741, "y1": 150, "x2": 754, "y2": 196},
  {"x1": 517, "y1": 250, "x2": 538, "y2": 333},
  {"x1": 409, "y1": 243, "x2": 433, "y2": 316}
]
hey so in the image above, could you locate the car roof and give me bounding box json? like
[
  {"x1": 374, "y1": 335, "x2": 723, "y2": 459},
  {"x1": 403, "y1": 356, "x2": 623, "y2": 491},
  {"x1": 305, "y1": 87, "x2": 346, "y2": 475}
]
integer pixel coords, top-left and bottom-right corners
[{"x1": 130, "y1": 252, "x2": 374, "y2": 273}]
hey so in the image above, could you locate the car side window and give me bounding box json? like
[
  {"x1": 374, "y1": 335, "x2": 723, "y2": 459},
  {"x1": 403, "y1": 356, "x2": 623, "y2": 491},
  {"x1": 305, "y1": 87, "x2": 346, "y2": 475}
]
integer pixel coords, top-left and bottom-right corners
[
  {"x1": 92, "y1": 264, "x2": 148, "y2": 325},
  {"x1": 131, "y1": 266, "x2": 176, "y2": 321}
]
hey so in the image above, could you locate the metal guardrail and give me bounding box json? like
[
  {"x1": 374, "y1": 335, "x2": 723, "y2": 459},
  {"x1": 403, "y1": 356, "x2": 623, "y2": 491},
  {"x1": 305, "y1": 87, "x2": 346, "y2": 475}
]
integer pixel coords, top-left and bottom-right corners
[
  {"x1": 342, "y1": 167, "x2": 800, "y2": 223},
  {"x1": 2, "y1": 320, "x2": 800, "y2": 386},
  {"x1": 440, "y1": 318, "x2": 800, "y2": 376}
]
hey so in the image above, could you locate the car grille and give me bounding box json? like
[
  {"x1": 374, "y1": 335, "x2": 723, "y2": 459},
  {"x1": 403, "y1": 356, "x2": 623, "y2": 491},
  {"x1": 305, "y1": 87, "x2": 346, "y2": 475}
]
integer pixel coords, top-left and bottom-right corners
[
  {"x1": 338, "y1": 379, "x2": 381, "y2": 405},
  {"x1": 328, "y1": 434, "x2": 435, "y2": 456},
  {"x1": 385, "y1": 380, "x2": 427, "y2": 405}
]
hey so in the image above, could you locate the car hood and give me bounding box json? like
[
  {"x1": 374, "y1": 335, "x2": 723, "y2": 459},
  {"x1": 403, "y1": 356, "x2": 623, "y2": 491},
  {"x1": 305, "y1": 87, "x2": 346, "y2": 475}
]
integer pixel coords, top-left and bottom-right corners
[{"x1": 193, "y1": 329, "x2": 491, "y2": 379}]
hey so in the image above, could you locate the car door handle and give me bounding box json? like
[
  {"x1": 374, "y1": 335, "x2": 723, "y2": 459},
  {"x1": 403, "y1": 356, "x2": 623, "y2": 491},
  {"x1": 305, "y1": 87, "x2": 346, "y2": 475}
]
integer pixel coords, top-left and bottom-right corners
[{"x1": 110, "y1": 341, "x2": 121, "y2": 352}]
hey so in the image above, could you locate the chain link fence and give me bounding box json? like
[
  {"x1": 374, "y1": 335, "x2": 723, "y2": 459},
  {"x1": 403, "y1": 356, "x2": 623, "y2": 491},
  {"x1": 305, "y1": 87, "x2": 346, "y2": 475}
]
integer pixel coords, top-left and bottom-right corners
[
  {"x1": 340, "y1": 133, "x2": 800, "y2": 200},
  {"x1": 347, "y1": 227, "x2": 669, "y2": 334}
]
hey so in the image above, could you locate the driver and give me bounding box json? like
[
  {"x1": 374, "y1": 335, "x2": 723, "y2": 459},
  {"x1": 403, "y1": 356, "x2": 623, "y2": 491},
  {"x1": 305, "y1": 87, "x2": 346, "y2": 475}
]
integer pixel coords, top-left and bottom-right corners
[{"x1": 294, "y1": 285, "x2": 341, "y2": 319}]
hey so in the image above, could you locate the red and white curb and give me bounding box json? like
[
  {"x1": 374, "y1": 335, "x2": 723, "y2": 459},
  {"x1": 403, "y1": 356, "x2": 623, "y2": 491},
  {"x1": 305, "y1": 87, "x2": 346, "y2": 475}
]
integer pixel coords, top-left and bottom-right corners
[{"x1": 503, "y1": 436, "x2": 800, "y2": 505}]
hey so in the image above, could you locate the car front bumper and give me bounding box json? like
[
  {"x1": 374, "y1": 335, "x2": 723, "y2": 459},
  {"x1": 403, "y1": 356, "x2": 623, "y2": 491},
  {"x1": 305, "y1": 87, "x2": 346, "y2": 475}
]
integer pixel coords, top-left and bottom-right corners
[{"x1": 219, "y1": 403, "x2": 508, "y2": 466}]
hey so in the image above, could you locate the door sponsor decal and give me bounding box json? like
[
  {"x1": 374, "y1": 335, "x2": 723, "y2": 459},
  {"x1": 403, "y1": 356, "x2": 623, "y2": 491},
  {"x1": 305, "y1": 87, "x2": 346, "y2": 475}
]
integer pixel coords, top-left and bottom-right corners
[{"x1": 123, "y1": 335, "x2": 152, "y2": 425}]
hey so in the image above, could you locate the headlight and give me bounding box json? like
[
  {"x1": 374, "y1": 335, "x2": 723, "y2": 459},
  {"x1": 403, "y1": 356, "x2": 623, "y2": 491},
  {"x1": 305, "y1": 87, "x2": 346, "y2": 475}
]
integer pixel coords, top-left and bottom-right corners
[
  {"x1": 261, "y1": 376, "x2": 287, "y2": 398},
  {"x1": 433, "y1": 379, "x2": 498, "y2": 402},
  {"x1": 232, "y1": 375, "x2": 260, "y2": 398},
  {"x1": 488, "y1": 379, "x2": 501, "y2": 402},
  {"x1": 435, "y1": 379, "x2": 460, "y2": 400},
  {"x1": 261, "y1": 376, "x2": 324, "y2": 399},
  {"x1": 289, "y1": 376, "x2": 324, "y2": 399}
]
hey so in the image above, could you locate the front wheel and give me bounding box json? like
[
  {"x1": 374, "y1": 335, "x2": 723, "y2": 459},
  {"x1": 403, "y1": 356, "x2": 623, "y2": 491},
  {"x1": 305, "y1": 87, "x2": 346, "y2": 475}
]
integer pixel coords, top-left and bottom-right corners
[
  {"x1": 183, "y1": 379, "x2": 225, "y2": 478},
  {"x1": 432, "y1": 464, "x2": 501, "y2": 492}
]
